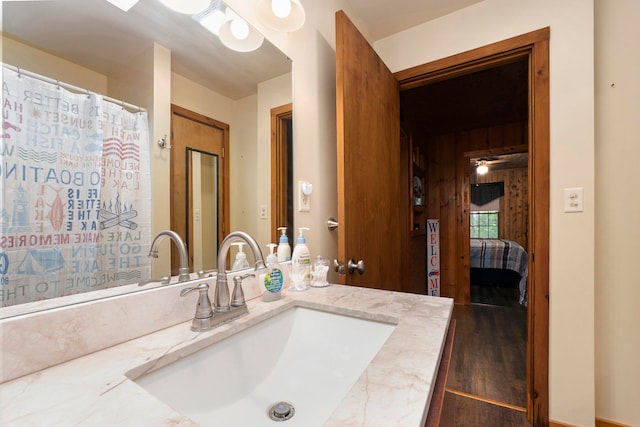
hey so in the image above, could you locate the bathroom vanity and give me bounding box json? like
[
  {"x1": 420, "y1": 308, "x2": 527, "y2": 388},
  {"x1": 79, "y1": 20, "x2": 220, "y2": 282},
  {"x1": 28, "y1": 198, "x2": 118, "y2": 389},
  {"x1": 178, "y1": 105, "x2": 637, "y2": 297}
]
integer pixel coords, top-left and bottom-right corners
[{"x1": 0, "y1": 283, "x2": 453, "y2": 426}]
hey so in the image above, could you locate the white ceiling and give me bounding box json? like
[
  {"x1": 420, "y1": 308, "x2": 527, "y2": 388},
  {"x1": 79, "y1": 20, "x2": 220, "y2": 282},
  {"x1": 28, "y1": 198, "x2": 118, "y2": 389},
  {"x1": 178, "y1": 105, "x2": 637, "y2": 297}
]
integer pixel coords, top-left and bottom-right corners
[
  {"x1": 347, "y1": 0, "x2": 484, "y2": 40},
  {"x1": 2, "y1": 0, "x2": 483, "y2": 99}
]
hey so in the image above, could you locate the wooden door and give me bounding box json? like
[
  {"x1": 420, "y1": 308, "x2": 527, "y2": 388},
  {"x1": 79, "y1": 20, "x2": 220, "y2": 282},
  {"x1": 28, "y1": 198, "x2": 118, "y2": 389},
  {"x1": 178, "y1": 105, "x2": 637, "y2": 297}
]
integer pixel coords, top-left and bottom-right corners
[
  {"x1": 170, "y1": 105, "x2": 229, "y2": 274},
  {"x1": 336, "y1": 11, "x2": 405, "y2": 290}
]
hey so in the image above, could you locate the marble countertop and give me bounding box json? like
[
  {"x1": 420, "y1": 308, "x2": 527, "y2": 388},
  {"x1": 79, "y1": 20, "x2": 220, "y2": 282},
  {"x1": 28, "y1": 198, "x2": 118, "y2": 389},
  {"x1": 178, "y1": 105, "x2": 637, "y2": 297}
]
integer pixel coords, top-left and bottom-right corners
[{"x1": 0, "y1": 285, "x2": 453, "y2": 427}]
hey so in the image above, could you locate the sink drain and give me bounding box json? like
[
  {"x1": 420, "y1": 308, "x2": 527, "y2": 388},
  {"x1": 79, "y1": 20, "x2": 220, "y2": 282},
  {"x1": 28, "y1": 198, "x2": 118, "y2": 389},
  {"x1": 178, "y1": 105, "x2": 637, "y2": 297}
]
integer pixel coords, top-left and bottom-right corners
[{"x1": 268, "y1": 401, "x2": 295, "y2": 422}]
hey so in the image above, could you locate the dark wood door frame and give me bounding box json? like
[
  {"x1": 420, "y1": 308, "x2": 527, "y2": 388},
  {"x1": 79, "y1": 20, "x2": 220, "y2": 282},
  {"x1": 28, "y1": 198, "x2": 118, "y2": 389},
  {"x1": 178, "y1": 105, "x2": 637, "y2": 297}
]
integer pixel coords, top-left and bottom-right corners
[
  {"x1": 395, "y1": 28, "x2": 550, "y2": 426},
  {"x1": 270, "y1": 103, "x2": 293, "y2": 243}
]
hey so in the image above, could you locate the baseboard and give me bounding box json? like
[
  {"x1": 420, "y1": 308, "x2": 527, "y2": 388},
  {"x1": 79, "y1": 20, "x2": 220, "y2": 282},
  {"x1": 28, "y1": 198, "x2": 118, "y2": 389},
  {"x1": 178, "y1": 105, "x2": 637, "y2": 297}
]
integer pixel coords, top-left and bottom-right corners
[
  {"x1": 596, "y1": 418, "x2": 632, "y2": 427},
  {"x1": 549, "y1": 418, "x2": 632, "y2": 427},
  {"x1": 549, "y1": 420, "x2": 576, "y2": 427}
]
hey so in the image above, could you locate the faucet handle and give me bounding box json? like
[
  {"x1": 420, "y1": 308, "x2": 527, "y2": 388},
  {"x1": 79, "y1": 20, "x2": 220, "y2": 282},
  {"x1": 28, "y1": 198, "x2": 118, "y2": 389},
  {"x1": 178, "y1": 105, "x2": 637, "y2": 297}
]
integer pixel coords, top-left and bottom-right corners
[
  {"x1": 180, "y1": 283, "x2": 214, "y2": 331},
  {"x1": 231, "y1": 273, "x2": 254, "y2": 307}
]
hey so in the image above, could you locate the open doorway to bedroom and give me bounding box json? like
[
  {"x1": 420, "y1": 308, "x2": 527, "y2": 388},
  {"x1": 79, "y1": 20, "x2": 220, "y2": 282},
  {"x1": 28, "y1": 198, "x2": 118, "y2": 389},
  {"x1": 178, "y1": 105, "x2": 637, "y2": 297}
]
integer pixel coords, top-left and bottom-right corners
[
  {"x1": 468, "y1": 151, "x2": 529, "y2": 308},
  {"x1": 397, "y1": 28, "x2": 549, "y2": 424},
  {"x1": 400, "y1": 55, "x2": 530, "y2": 419}
]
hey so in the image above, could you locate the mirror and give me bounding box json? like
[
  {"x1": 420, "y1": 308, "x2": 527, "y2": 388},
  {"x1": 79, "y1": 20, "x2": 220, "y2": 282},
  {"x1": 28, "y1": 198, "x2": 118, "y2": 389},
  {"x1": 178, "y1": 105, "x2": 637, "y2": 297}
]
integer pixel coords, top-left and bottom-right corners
[{"x1": 1, "y1": 0, "x2": 293, "y2": 313}]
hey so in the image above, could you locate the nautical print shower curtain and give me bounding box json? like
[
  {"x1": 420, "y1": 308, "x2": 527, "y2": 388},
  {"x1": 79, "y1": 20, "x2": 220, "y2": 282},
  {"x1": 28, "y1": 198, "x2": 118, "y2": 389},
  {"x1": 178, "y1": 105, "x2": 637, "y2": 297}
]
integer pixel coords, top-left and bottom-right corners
[{"x1": 1, "y1": 66, "x2": 152, "y2": 307}]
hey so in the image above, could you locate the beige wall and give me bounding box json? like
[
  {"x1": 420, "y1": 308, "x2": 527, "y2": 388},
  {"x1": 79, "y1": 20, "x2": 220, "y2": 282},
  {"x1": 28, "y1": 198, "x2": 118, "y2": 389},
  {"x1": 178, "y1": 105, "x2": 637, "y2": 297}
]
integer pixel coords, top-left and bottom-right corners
[
  {"x1": 256, "y1": 73, "x2": 293, "y2": 247},
  {"x1": 2, "y1": 35, "x2": 108, "y2": 93},
  {"x1": 594, "y1": 1, "x2": 640, "y2": 426}
]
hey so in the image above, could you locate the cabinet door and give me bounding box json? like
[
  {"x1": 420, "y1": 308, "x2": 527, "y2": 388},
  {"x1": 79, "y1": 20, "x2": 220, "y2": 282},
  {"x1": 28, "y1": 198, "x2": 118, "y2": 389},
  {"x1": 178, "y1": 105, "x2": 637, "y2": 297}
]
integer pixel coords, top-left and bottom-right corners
[{"x1": 336, "y1": 11, "x2": 404, "y2": 289}]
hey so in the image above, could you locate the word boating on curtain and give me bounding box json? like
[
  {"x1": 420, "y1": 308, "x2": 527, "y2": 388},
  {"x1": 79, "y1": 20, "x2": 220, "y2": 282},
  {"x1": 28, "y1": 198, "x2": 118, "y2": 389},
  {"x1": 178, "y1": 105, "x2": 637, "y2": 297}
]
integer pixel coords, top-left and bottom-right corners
[{"x1": 0, "y1": 65, "x2": 152, "y2": 307}]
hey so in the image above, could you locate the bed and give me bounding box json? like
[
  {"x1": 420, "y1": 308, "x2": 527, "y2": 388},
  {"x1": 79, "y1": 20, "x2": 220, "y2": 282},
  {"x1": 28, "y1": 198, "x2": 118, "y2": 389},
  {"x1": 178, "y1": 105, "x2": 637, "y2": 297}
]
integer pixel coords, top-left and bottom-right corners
[{"x1": 470, "y1": 239, "x2": 528, "y2": 306}]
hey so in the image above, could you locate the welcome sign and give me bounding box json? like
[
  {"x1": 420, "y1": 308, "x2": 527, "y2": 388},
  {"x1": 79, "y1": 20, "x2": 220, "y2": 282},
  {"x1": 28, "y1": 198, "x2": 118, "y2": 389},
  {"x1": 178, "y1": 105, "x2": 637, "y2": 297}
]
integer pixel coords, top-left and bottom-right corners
[
  {"x1": 427, "y1": 219, "x2": 440, "y2": 296},
  {"x1": 1, "y1": 67, "x2": 151, "y2": 306}
]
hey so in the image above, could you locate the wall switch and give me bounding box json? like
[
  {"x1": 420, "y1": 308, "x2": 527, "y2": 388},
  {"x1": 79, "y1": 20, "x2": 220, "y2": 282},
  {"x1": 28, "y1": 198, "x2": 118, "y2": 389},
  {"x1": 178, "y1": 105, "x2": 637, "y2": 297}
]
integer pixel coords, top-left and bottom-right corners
[
  {"x1": 194, "y1": 208, "x2": 201, "y2": 222},
  {"x1": 564, "y1": 187, "x2": 584, "y2": 213},
  {"x1": 259, "y1": 204, "x2": 268, "y2": 219}
]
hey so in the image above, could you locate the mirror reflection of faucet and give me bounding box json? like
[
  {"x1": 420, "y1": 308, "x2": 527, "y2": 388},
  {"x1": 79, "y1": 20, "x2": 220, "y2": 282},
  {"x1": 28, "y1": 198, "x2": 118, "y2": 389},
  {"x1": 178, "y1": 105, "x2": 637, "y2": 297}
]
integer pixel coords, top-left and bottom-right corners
[{"x1": 148, "y1": 230, "x2": 190, "y2": 282}]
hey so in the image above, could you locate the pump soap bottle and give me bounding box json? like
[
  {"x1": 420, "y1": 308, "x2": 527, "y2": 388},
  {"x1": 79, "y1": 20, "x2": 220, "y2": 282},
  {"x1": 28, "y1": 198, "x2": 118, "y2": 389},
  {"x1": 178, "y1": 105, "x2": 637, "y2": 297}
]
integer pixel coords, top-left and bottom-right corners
[
  {"x1": 231, "y1": 242, "x2": 250, "y2": 271},
  {"x1": 261, "y1": 244, "x2": 283, "y2": 302},
  {"x1": 277, "y1": 227, "x2": 291, "y2": 262},
  {"x1": 291, "y1": 227, "x2": 311, "y2": 288}
]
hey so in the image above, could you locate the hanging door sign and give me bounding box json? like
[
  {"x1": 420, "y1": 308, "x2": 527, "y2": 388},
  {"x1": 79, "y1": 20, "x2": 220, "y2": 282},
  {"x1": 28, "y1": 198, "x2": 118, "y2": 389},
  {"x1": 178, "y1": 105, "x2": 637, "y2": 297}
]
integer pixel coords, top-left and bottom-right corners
[{"x1": 427, "y1": 219, "x2": 440, "y2": 296}]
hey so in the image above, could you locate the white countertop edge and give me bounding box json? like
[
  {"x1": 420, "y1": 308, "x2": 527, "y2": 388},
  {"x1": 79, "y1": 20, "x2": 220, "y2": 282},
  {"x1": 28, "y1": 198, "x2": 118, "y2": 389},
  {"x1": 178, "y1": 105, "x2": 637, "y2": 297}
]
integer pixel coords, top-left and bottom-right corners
[{"x1": 0, "y1": 285, "x2": 453, "y2": 427}]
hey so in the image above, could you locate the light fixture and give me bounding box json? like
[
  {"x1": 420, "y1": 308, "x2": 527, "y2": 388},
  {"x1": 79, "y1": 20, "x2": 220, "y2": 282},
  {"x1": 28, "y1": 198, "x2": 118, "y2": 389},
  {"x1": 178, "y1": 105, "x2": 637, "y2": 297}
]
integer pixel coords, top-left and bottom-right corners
[
  {"x1": 105, "y1": 0, "x2": 139, "y2": 11},
  {"x1": 197, "y1": 7, "x2": 227, "y2": 35},
  {"x1": 193, "y1": 2, "x2": 263, "y2": 52},
  {"x1": 157, "y1": 0, "x2": 211, "y2": 15},
  {"x1": 257, "y1": 0, "x2": 306, "y2": 32},
  {"x1": 476, "y1": 160, "x2": 489, "y2": 175},
  {"x1": 230, "y1": 17, "x2": 250, "y2": 40},
  {"x1": 219, "y1": 17, "x2": 264, "y2": 52},
  {"x1": 271, "y1": 0, "x2": 292, "y2": 18}
]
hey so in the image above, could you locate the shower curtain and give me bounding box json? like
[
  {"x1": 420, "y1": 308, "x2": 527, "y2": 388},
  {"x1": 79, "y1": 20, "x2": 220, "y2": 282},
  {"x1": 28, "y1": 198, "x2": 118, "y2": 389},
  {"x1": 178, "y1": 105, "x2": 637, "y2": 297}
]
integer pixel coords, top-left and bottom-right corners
[{"x1": 1, "y1": 66, "x2": 151, "y2": 307}]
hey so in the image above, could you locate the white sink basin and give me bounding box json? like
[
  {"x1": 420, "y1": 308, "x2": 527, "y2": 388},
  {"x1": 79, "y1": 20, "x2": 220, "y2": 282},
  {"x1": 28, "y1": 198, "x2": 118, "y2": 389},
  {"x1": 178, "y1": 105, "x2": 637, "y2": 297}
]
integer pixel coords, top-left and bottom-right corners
[{"x1": 131, "y1": 306, "x2": 396, "y2": 426}]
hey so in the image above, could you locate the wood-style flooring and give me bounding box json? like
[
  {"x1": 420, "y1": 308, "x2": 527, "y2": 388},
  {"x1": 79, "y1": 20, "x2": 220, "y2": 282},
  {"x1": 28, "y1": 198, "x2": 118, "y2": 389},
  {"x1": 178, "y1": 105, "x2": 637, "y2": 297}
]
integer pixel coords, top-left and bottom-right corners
[{"x1": 439, "y1": 284, "x2": 531, "y2": 426}]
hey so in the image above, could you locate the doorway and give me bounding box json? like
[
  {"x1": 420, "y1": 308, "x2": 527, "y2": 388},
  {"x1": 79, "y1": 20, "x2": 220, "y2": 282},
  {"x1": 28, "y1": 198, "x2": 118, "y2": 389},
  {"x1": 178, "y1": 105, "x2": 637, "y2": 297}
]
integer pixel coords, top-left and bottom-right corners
[
  {"x1": 395, "y1": 30, "x2": 549, "y2": 424},
  {"x1": 270, "y1": 103, "x2": 294, "y2": 243},
  {"x1": 336, "y1": 12, "x2": 548, "y2": 423},
  {"x1": 170, "y1": 105, "x2": 230, "y2": 274}
]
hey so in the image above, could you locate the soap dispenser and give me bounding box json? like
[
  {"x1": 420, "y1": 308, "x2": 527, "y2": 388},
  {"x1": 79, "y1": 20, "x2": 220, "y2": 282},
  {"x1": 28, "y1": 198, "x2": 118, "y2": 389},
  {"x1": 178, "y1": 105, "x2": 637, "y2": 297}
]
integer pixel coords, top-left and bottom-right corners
[
  {"x1": 291, "y1": 227, "x2": 311, "y2": 288},
  {"x1": 277, "y1": 227, "x2": 291, "y2": 262},
  {"x1": 261, "y1": 243, "x2": 283, "y2": 302},
  {"x1": 231, "y1": 242, "x2": 250, "y2": 271}
]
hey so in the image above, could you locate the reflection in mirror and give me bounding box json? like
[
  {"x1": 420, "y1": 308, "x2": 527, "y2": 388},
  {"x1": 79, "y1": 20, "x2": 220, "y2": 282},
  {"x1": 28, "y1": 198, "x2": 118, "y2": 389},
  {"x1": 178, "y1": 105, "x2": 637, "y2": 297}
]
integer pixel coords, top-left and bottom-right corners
[
  {"x1": 188, "y1": 149, "x2": 219, "y2": 272},
  {"x1": 271, "y1": 104, "x2": 294, "y2": 243},
  {"x1": 1, "y1": 0, "x2": 292, "y2": 316}
]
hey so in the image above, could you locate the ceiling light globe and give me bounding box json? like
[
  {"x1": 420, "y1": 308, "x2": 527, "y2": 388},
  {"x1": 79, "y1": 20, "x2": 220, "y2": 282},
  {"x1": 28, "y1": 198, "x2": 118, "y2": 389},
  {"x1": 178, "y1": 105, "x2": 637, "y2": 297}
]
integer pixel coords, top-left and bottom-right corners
[
  {"x1": 230, "y1": 18, "x2": 250, "y2": 40},
  {"x1": 477, "y1": 164, "x2": 489, "y2": 175},
  {"x1": 271, "y1": 0, "x2": 292, "y2": 18},
  {"x1": 199, "y1": 9, "x2": 226, "y2": 35}
]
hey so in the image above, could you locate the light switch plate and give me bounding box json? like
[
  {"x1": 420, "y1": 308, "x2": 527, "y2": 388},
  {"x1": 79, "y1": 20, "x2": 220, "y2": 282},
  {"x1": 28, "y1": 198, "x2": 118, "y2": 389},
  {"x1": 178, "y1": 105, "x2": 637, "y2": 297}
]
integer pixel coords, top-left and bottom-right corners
[
  {"x1": 564, "y1": 187, "x2": 584, "y2": 212},
  {"x1": 259, "y1": 204, "x2": 268, "y2": 219}
]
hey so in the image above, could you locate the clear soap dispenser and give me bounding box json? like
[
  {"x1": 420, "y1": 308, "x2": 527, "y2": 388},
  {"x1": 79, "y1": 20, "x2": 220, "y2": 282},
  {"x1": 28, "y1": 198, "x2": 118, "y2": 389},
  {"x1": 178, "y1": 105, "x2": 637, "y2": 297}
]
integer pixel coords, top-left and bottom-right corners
[
  {"x1": 231, "y1": 242, "x2": 250, "y2": 271},
  {"x1": 261, "y1": 243, "x2": 283, "y2": 302}
]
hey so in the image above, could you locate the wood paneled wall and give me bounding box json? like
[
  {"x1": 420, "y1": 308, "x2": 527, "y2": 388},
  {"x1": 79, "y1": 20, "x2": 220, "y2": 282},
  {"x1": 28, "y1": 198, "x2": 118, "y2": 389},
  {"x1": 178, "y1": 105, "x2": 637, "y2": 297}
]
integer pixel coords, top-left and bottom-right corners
[
  {"x1": 481, "y1": 167, "x2": 529, "y2": 249},
  {"x1": 424, "y1": 122, "x2": 527, "y2": 302}
]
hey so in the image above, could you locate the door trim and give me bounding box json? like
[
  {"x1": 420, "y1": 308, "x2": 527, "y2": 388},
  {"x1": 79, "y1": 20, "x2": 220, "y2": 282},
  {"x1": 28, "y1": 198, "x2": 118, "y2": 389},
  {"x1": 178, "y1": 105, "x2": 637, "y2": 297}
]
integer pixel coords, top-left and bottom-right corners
[
  {"x1": 394, "y1": 28, "x2": 550, "y2": 426},
  {"x1": 270, "y1": 103, "x2": 293, "y2": 243}
]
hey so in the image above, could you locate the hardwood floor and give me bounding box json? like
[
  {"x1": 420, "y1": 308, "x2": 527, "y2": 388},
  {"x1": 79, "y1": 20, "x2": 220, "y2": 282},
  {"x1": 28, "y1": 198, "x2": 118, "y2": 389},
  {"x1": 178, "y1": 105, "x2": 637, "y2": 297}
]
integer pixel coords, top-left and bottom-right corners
[{"x1": 439, "y1": 283, "x2": 530, "y2": 426}]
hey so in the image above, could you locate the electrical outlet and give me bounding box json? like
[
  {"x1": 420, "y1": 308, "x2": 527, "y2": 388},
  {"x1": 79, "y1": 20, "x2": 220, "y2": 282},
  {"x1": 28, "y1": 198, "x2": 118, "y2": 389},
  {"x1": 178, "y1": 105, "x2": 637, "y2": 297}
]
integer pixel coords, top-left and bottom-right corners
[
  {"x1": 298, "y1": 181, "x2": 312, "y2": 212},
  {"x1": 564, "y1": 187, "x2": 584, "y2": 213},
  {"x1": 259, "y1": 204, "x2": 268, "y2": 219}
]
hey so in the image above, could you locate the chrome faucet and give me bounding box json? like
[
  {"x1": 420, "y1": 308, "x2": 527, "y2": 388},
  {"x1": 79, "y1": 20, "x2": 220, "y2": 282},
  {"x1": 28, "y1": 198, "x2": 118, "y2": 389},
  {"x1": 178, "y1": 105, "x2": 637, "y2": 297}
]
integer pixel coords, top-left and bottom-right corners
[
  {"x1": 214, "y1": 231, "x2": 266, "y2": 313},
  {"x1": 179, "y1": 232, "x2": 265, "y2": 331},
  {"x1": 148, "y1": 230, "x2": 190, "y2": 282}
]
